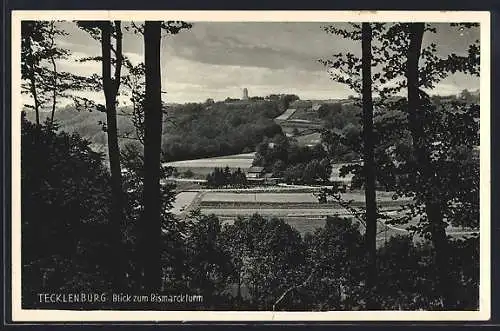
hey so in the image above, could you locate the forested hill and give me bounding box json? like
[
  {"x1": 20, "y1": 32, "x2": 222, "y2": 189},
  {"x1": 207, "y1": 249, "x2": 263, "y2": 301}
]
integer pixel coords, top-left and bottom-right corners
[{"x1": 23, "y1": 99, "x2": 285, "y2": 162}]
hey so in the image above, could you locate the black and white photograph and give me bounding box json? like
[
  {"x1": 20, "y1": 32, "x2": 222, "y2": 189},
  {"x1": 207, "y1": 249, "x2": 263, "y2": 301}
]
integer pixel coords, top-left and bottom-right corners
[{"x1": 11, "y1": 10, "x2": 490, "y2": 321}]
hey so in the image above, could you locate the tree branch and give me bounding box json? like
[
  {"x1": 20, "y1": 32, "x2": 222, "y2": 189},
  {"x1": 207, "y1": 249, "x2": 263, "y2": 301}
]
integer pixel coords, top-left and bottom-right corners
[
  {"x1": 272, "y1": 268, "x2": 316, "y2": 311},
  {"x1": 113, "y1": 21, "x2": 123, "y2": 96}
]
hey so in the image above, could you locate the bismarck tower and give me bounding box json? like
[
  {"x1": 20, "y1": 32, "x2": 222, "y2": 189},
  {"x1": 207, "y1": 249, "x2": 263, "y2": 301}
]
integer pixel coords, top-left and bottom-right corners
[{"x1": 242, "y1": 88, "x2": 249, "y2": 100}]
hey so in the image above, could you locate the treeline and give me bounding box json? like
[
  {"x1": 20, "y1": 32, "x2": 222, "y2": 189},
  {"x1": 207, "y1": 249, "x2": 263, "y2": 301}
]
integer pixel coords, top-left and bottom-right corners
[
  {"x1": 160, "y1": 101, "x2": 283, "y2": 161},
  {"x1": 155, "y1": 212, "x2": 479, "y2": 310},
  {"x1": 24, "y1": 99, "x2": 285, "y2": 163},
  {"x1": 181, "y1": 213, "x2": 478, "y2": 310},
  {"x1": 253, "y1": 134, "x2": 332, "y2": 184},
  {"x1": 205, "y1": 167, "x2": 248, "y2": 188}
]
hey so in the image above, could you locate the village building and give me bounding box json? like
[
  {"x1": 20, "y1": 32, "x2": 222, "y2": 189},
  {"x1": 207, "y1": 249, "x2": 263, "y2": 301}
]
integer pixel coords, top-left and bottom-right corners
[{"x1": 246, "y1": 166, "x2": 265, "y2": 179}]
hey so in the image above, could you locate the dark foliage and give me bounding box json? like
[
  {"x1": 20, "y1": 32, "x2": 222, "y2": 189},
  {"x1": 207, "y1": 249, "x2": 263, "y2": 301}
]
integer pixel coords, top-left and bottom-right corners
[
  {"x1": 182, "y1": 214, "x2": 479, "y2": 311},
  {"x1": 253, "y1": 134, "x2": 331, "y2": 184},
  {"x1": 21, "y1": 115, "x2": 114, "y2": 306},
  {"x1": 162, "y1": 101, "x2": 283, "y2": 161},
  {"x1": 205, "y1": 167, "x2": 248, "y2": 188}
]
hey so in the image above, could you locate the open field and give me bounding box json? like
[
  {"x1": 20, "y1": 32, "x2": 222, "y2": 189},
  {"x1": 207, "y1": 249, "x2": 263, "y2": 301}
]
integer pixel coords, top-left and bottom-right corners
[
  {"x1": 168, "y1": 168, "x2": 476, "y2": 246},
  {"x1": 163, "y1": 152, "x2": 255, "y2": 169},
  {"x1": 202, "y1": 192, "x2": 318, "y2": 203},
  {"x1": 288, "y1": 107, "x2": 320, "y2": 122},
  {"x1": 214, "y1": 153, "x2": 256, "y2": 159},
  {"x1": 279, "y1": 120, "x2": 323, "y2": 129},
  {"x1": 196, "y1": 189, "x2": 406, "y2": 219},
  {"x1": 295, "y1": 132, "x2": 322, "y2": 146},
  {"x1": 163, "y1": 153, "x2": 256, "y2": 177},
  {"x1": 199, "y1": 200, "x2": 405, "y2": 209},
  {"x1": 200, "y1": 190, "x2": 406, "y2": 203},
  {"x1": 274, "y1": 108, "x2": 298, "y2": 121},
  {"x1": 201, "y1": 207, "x2": 357, "y2": 217},
  {"x1": 170, "y1": 187, "x2": 476, "y2": 247},
  {"x1": 170, "y1": 189, "x2": 410, "y2": 216},
  {"x1": 204, "y1": 186, "x2": 320, "y2": 193}
]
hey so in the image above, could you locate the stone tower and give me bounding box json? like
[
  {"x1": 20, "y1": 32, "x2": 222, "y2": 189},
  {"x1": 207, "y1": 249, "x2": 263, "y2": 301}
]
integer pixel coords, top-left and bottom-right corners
[{"x1": 242, "y1": 88, "x2": 249, "y2": 100}]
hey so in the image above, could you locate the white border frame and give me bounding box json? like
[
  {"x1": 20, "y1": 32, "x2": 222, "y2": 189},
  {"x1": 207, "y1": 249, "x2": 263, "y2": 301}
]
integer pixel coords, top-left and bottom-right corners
[{"x1": 10, "y1": 10, "x2": 491, "y2": 322}]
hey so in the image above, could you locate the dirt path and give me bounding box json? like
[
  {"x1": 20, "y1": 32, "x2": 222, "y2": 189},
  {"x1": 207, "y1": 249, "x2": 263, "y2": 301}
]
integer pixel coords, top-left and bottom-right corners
[{"x1": 178, "y1": 191, "x2": 206, "y2": 217}]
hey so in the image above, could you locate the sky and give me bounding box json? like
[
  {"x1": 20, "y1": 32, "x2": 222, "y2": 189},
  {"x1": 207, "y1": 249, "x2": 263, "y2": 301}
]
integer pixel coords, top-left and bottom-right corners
[{"x1": 50, "y1": 21, "x2": 480, "y2": 105}]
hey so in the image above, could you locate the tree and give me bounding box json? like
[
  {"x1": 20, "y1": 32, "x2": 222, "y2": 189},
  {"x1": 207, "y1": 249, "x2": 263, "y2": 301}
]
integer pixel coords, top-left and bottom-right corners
[
  {"x1": 320, "y1": 23, "x2": 480, "y2": 308},
  {"x1": 370, "y1": 22, "x2": 479, "y2": 308},
  {"x1": 302, "y1": 217, "x2": 366, "y2": 310},
  {"x1": 406, "y1": 22, "x2": 453, "y2": 306},
  {"x1": 21, "y1": 21, "x2": 46, "y2": 125},
  {"x1": 320, "y1": 23, "x2": 380, "y2": 301},
  {"x1": 101, "y1": 21, "x2": 127, "y2": 289},
  {"x1": 366, "y1": 22, "x2": 480, "y2": 308},
  {"x1": 134, "y1": 20, "x2": 192, "y2": 291},
  {"x1": 46, "y1": 22, "x2": 60, "y2": 126},
  {"x1": 21, "y1": 21, "x2": 75, "y2": 127},
  {"x1": 361, "y1": 22, "x2": 378, "y2": 305},
  {"x1": 272, "y1": 159, "x2": 286, "y2": 177},
  {"x1": 220, "y1": 215, "x2": 307, "y2": 310},
  {"x1": 122, "y1": 61, "x2": 147, "y2": 144},
  {"x1": 206, "y1": 167, "x2": 248, "y2": 188},
  {"x1": 119, "y1": 142, "x2": 181, "y2": 295},
  {"x1": 223, "y1": 166, "x2": 232, "y2": 186},
  {"x1": 141, "y1": 20, "x2": 163, "y2": 291},
  {"x1": 185, "y1": 214, "x2": 233, "y2": 307},
  {"x1": 231, "y1": 168, "x2": 248, "y2": 188},
  {"x1": 76, "y1": 20, "x2": 127, "y2": 289}
]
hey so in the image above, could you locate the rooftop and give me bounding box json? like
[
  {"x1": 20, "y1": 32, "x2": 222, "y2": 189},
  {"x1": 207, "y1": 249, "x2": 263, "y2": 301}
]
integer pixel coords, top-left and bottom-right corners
[{"x1": 247, "y1": 166, "x2": 265, "y2": 173}]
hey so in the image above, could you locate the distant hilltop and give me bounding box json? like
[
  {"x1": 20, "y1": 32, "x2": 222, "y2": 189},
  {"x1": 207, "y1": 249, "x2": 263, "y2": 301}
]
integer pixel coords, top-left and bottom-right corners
[{"x1": 24, "y1": 88, "x2": 480, "y2": 115}]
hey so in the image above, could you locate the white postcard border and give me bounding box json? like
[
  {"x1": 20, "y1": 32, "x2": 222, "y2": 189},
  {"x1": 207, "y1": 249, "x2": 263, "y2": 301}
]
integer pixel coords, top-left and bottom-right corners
[{"x1": 10, "y1": 10, "x2": 491, "y2": 322}]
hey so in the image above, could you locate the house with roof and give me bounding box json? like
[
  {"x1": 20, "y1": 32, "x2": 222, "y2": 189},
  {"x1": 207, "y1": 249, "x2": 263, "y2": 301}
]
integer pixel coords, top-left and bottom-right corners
[{"x1": 246, "y1": 166, "x2": 265, "y2": 179}]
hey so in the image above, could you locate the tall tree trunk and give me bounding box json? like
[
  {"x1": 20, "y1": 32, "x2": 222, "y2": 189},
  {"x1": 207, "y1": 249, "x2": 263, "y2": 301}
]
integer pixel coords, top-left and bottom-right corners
[
  {"x1": 407, "y1": 23, "x2": 453, "y2": 308},
  {"x1": 26, "y1": 36, "x2": 40, "y2": 125},
  {"x1": 50, "y1": 56, "x2": 57, "y2": 126},
  {"x1": 49, "y1": 22, "x2": 57, "y2": 127},
  {"x1": 142, "y1": 21, "x2": 163, "y2": 292},
  {"x1": 101, "y1": 21, "x2": 125, "y2": 290},
  {"x1": 361, "y1": 22, "x2": 378, "y2": 308}
]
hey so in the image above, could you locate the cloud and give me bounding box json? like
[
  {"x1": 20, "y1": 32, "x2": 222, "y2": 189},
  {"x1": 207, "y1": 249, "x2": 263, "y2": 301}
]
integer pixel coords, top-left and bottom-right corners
[
  {"x1": 162, "y1": 22, "x2": 346, "y2": 72},
  {"x1": 50, "y1": 21, "x2": 480, "y2": 103}
]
